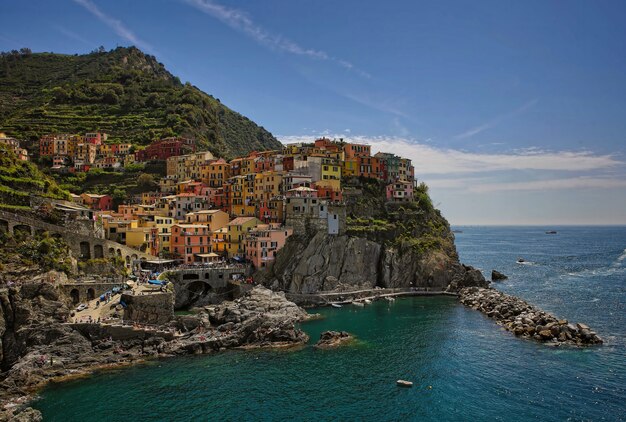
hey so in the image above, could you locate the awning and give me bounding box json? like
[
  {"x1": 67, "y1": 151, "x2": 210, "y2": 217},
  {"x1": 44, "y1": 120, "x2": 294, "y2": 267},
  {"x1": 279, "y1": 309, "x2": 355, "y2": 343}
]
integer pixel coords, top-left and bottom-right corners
[
  {"x1": 196, "y1": 253, "x2": 219, "y2": 258},
  {"x1": 148, "y1": 279, "x2": 165, "y2": 285}
]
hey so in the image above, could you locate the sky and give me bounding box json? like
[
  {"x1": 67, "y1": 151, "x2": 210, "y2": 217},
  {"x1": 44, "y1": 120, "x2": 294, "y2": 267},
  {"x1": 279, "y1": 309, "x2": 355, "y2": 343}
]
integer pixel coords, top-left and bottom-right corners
[{"x1": 1, "y1": 0, "x2": 626, "y2": 225}]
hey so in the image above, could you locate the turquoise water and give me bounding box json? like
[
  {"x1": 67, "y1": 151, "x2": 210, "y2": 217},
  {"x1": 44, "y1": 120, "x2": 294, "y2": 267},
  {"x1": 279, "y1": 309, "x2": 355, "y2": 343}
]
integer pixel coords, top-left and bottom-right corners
[{"x1": 33, "y1": 227, "x2": 626, "y2": 421}]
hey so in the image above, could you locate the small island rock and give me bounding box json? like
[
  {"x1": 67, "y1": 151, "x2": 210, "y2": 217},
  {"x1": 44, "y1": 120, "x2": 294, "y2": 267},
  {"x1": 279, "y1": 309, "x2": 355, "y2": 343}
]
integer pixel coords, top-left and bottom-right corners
[
  {"x1": 491, "y1": 270, "x2": 508, "y2": 281},
  {"x1": 315, "y1": 331, "x2": 354, "y2": 349}
]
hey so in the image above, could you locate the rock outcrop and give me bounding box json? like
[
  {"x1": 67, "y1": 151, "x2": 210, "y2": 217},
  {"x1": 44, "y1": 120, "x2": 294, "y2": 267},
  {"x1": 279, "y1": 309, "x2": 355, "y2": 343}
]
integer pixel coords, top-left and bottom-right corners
[
  {"x1": 260, "y1": 232, "x2": 488, "y2": 295},
  {"x1": 171, "y1": 287, "x2": 309, "y2": 354},
  {"x1": 491, "y1": 270, "x2": 508, "y2": 281},
  {"x1": 459, "y1": 287, "x2": 603, "y2": 346},
  {"x1": 314, "y1": 331, "x2": 354, "y2": 349}
]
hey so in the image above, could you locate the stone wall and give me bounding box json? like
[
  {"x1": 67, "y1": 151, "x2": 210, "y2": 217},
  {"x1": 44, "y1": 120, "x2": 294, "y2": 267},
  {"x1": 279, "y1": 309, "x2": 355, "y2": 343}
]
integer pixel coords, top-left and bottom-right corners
[
  {"x1": 167, "y1": 267, "x2": 248, "y2": 308},
  {"x1": 69, "y1": 322, "x2": 175, "y2": 341},
  {"x1": 0, "y1": 210, "x2": 155, "y2": 269},
  {"x1": 60, "y1": 282, "x2": 124, "y2": 305},
  {"x1": 121, "y1": 292, "x2": 174, "y2": 325}
]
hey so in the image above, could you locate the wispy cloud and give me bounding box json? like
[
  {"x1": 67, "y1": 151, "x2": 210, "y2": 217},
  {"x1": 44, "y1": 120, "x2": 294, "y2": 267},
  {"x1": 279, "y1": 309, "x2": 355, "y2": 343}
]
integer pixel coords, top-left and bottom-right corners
[
  {"x1": 53, "y1": 25, "x2": 94, "y2": 47},
  {"x1": 72, "y1": 0, "x2": 154, "y2": 53},
  {"x1": 455, "y1": 99, "x2": 538, "y2": 140},
  {"x1": 184, "y1": 0, "x2": 370, "y2": 78}
]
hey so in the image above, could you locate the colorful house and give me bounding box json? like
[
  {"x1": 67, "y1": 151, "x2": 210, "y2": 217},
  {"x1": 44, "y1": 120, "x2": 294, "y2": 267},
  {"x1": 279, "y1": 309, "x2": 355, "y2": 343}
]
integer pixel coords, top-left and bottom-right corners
[
  {"x1": 185, "y1": 210, "x2": 229, "y2": 232},
  {"x1": 81, "y1": 193, "x2": 113, "y2": 211},
  {"x1": 171, "y1": 224, "x2": 211, "y2": 263},
  {"x1": 246, "y1": 224, "x2": 293, "y2": 269},
  {"x1": 224, "y1": 216, "x2": 261, "y2": 258},
  {"x1": 386, "y1": 181, "x2": 414, "y2": 202}
]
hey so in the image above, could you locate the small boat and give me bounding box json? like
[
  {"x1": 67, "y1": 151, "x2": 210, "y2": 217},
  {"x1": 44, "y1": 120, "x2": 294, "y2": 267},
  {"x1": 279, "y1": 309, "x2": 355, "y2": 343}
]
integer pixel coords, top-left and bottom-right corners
[
  {"x1": 353, "y1": 301, "x2": 365, "y2": 307},
  {"x1": 516, "y1": 258, "x2": 526, "y2": 264},
  {"x1": 397, "y1": 380, "x2": 413, "y2": 388},
  {"x1": 364, "y1": 299, "x2": 372, "y2": 305},
  {"x1": 545, "y1": 231, "x2": 557, "y2": 234},
  {"x1": 330, "y1": 303, "x2": 342, "y2": 308}
]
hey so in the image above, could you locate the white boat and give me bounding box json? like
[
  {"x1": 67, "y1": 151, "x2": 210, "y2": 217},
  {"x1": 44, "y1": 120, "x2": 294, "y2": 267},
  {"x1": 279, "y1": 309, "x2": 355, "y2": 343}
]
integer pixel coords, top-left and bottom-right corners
[
  {"x1": 330, "y1": 303, "x2": 342, "y2": 308},
  {"x1": 364, "y1": 299, "x2": 372, "y2": 304},
  {"x1": 397, "y1": 380, "x2": 413, "y2": 387},
  {"x1": 353, "y1": 301, "x2": 365, "y2": 307}
]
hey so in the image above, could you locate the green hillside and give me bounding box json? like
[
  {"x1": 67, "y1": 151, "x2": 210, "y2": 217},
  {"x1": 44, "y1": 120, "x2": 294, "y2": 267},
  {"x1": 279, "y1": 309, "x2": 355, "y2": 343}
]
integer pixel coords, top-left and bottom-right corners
[
  {"x1": 0, "y1": 144, "x2": 69, "y2": 210},
  {"x1": 0, "y1": 47, "x2": 281, "y2": 158}
]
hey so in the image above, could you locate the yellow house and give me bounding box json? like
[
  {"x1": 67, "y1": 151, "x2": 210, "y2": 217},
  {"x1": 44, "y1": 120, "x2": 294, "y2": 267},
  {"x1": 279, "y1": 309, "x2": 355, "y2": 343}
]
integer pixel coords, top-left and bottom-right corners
[
  {"x1": 211, "y1": 226, "x2": 229, "y2": 255},
  {"x1": 185, "y1": 210, "x2": 229, "y2": 232},
  {"x1": 318, "y1": 158, "x2": 342, "y2": 191},
  {"x1": 125, "y1": 227, "x2": 153, "y2": 251},
  {"x1": 201, "y1": 158, "x2": 231, "y2": 188},
  {"x1": 225, "y1": 216, "x2": 261, "y2": 258},
  {"x1": 254, "y1": 171, "x2": 283, "y2": 202},
  {"x1": 342, "y1": 158, "x2": 359, "y2": 178}
]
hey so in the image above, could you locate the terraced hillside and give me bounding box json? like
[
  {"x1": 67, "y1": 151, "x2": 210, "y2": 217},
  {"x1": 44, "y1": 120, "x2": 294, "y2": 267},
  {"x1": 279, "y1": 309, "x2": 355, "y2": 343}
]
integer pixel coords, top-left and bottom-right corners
[
  {"x1": 0, "y1": 47, "x2": 281, "y2": 157},
  {"x1": 0, "y1": 144, "x2": 69, "y2": 210}
]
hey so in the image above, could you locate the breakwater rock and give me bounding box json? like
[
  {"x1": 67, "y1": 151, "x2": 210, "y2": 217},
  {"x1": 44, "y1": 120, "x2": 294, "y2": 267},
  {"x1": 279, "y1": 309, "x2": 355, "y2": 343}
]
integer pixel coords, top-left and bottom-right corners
[
  {"x1": 314, "y1": 331, "x2": 354, "y2": 349},
  {"x1": 459, "y1": 287, "x2": 603, "y2": 346}
]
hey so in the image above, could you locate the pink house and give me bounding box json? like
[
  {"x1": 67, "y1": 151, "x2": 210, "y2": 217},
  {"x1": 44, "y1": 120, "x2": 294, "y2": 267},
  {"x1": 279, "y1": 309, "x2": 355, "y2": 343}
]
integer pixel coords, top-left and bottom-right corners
[
  {"x1": 385, "y1": 181, "x2": 414, "y2": 202},
  {"x1": 246, "y1": 224, "x2": 293, "y2": 269}
]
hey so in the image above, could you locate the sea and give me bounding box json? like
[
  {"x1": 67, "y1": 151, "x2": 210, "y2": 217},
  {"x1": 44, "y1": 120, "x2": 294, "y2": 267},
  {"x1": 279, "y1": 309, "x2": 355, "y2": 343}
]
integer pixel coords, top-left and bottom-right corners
[{"x1": 32, "y1": 226, "x2": 626, "y2": 421}]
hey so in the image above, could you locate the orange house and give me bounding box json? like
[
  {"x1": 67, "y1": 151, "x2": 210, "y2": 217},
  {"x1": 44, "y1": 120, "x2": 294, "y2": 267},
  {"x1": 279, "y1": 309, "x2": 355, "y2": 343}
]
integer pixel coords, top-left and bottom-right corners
[{"x1": 170, "y1": 224, "x2": 211, "y2": 263}]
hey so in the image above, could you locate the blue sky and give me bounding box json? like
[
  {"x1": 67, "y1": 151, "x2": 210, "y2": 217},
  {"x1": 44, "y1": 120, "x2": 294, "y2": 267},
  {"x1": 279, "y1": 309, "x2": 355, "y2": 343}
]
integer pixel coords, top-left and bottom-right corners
[{"x1": 2, "y1": 0, "x2": 626, "y2": 224}]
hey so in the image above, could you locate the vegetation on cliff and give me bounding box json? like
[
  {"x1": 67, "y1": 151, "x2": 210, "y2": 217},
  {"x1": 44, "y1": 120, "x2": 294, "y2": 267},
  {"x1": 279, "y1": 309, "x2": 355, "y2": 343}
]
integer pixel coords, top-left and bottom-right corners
[
  {"x1": 0, "y1": 230, "x2": 73, "y2": 276},
  {"x1": 344, "y1": 178, "x2": 456, "y2": 257},
  {"x1": 0, "y1": 47, "x2": 281, "y2": 157},
  {"x1": 0, "y1": 144, "x2": 69, "y2": 210}
]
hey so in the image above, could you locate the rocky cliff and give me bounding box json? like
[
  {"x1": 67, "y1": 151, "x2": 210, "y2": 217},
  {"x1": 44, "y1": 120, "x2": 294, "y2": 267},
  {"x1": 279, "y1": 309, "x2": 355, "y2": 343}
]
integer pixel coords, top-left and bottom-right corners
[{"x1": 259, "y1": 179, "x2": 487, "y2": 294}]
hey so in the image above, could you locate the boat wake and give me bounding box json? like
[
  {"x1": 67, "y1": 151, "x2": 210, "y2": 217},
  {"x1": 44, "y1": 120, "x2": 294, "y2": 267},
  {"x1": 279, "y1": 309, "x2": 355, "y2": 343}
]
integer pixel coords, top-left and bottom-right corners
[{"x1": 564, "y1": 249, "x2": 626, "y2": 279}]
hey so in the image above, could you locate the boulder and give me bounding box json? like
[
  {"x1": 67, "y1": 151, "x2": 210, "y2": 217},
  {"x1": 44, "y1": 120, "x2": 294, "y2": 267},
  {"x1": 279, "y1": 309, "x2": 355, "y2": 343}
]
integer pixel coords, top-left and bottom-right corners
[
  {"x1": 314, "y1": 331, "x2": 354, "y2": 349},
  {"x1": 491, "y1": 270, "x2": 508, "y2": 281}
]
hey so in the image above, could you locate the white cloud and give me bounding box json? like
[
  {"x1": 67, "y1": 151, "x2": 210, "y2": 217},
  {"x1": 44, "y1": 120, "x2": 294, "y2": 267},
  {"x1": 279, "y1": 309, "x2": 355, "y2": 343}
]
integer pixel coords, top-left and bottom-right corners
[
  {"x1": 184, "y1": 0, "x2": 370, "y2": 77},
  {"x1": 279, "y1": 135, "x2": 622, "y2": 175},
  {"x1": 72, "y1": 0, "x2": 154, "y2": 53}
]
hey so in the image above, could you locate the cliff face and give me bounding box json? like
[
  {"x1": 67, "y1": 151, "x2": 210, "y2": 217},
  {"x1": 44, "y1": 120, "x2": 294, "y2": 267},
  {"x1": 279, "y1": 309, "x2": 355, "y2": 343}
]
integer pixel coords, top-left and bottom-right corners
[{"x1": 259, "y1": 179, "x2": 487, "y2": 294}]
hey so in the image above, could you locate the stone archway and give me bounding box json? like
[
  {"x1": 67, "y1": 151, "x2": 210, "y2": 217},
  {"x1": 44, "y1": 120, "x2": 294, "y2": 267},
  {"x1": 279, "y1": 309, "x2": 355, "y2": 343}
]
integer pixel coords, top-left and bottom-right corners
[
  {"x1": 80, "y1": 241, "x2": 91, "y2": 259},
  {"x1": 94, "y1": 244, "x2": 104, "y2": 258},
  {"x1": 70, "y1": 289, "x2": 80, "y2": 304},
  {"x1": 125, "y1": 255, "x2": 131, "y2": 266},
  {"x1": 108, "y1": 247, "x2": 115, "y2": 256},
  {"x1": 116, "y1": 249, "x2": 122, "y2": 257},
  {"x1": 87, "y1": 288, "x2": 95, "y2": 301}
]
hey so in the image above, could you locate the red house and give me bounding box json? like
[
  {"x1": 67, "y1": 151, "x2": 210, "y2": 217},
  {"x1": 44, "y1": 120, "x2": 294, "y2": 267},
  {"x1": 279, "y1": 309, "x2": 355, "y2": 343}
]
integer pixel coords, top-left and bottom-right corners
[
  {"x1": 80, "y1": 193, "x2": 113, "y2": 211},
  {"x1": 135, "y1": 137, "x2": 196, "y2": 161}
]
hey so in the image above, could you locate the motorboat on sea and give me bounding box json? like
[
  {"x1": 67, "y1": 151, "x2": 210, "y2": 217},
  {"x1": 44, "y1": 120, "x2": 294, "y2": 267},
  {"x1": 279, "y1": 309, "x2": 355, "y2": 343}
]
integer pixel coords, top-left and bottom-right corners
[
  {"x1": 353, "y1": 301, "x2": 365, "y2": 307},
  {"x1": 516, "y1": 258, "x2": 526, "y2": 264},
  {"x1": 545, "y1": 230, "x2": 557, "y2": 234},
  {"x1": 330, "y1": 303, "x2": 342, "y2": 308},
  {"x1": 397, "y1": 380, "x2": 413, "y2": 388}
]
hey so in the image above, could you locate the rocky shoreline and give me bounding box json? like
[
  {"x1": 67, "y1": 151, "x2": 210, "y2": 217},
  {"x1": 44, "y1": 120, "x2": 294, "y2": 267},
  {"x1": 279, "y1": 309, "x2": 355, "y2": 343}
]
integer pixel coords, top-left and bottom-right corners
[
  {"x1": 0, "y1": 286, "x2": 309, "y2": 421},
  {"x1": 459, "y1": 287, "x2": 603, "y2": 346}
]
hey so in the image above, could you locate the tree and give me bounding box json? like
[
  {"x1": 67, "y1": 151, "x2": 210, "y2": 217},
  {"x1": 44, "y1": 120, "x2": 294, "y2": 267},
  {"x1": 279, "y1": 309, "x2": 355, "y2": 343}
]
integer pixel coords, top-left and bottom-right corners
[
  {"x1": 102, "y1": 89, "x2": 119, "y2": 104},
  {"x1": 137, "y1": 173, "x2": 156, "y2": 189},
  {"x1": 19, "y1": 48, "x2": 32, "y2": 56}
]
